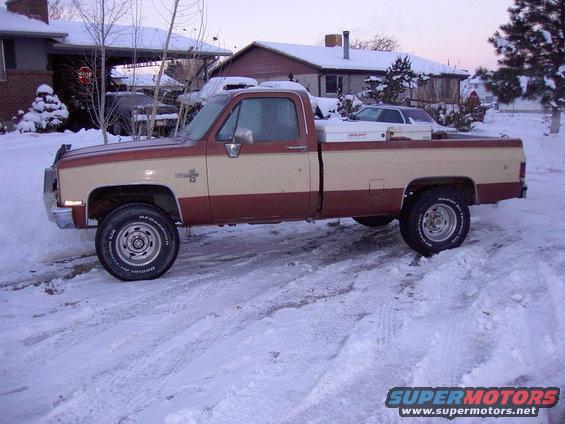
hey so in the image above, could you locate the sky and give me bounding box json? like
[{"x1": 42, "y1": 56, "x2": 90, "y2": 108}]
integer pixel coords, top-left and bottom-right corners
[{"x1": 143, "y1": 0, "x2": 515, "y2": 73}]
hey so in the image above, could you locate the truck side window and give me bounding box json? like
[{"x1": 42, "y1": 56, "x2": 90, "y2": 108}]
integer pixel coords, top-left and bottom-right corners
[
  {"x1": 217, "y1": 97, "x2": 299, "y2": 142},
  {"x1": 216, "y1": 105, "x2": 240, "y2": 141}
]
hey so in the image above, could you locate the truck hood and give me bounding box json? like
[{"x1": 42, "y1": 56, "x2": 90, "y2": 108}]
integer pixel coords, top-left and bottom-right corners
[{"x1": 56, "y1": 138, "x2": 195, "y2": 169}]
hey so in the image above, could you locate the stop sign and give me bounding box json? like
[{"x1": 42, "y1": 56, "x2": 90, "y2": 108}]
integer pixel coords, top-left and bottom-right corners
[{"x1": 77, "y1": 66, "x2": 93, "y2": 85}]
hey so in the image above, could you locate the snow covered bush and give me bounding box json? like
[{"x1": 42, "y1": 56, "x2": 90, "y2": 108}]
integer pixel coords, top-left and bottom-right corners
[
  {"x1": 337, "y1": 92, "x2": 363, "y2": 116},
  {"x1": 426, "y1": 95, "x2": 487, "y2": 133},
  {"x1": 16, "y1": 84, "x2": 70, "y2": 133},
  {"x1": 361, "y1": 56, "x2": 429, "y2": 105}
]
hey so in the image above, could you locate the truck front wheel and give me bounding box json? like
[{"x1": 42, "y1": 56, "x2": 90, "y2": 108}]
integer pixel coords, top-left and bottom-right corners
[
  {"x1": 96, "y1": 204, "x2": 180, "y2": 281},
  {"x1": 399, "y1": 188, "x2": 470, "y2": 256}
]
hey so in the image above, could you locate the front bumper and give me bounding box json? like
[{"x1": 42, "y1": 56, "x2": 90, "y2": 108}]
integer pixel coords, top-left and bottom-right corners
[{"x1": 44, "y1": 167, "x2": 75, "y2": 229}]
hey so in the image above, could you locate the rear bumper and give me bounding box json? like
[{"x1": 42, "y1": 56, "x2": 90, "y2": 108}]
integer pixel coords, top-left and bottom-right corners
[{"x1": 520, "y1": 184, "x2": 528, "y2": 199}]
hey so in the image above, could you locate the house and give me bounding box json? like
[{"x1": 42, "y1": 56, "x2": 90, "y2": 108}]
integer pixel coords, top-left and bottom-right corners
[
  {"x1": 212, "y1": 31, "x2": 469, "y2": 105},
  {"x1": 461, "y1": 73, "x2": 548, "y2": 114},
  {"x1": 0, "y1": 0, "x2": 231, "y2": 128}
]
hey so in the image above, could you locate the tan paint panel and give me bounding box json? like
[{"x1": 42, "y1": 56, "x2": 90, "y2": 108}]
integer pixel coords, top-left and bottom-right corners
[
  {"x1": 322, "y1": 147, "x2": 525, "y2": 192},
  {"x1": 59, "y1": 156, "x2": 208, "y2": 202},
  {"x1": 207, "y1": 153, "x2": 312, "y2": 196}
]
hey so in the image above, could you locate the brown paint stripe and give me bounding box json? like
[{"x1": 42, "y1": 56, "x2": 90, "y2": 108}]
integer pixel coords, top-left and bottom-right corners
[
  {"x1": 58, "y1": 143, "x2": 206, "y2": 169},
  {"x1": 476, "y1": 182, "x2": 523, "y2": 204},
  {"x1": 321, "y1": 189, "x2": 404, "y2": 218},
  {"x1": 321, "y1": 138, "x2": 523, "y2": 151}
]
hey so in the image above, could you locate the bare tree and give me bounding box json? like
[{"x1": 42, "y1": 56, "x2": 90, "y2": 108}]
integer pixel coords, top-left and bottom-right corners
[
  {"x1": 48, "y1": 0, "x2": 79, "y2": 20},
  {"x1": 72, "y1": 0, "x2": 127, "y2": 144},
  {"x1": 351, "y1": 34, "x2": 400, "y2": 52},
  {"x1": 146, "y1": 0, "x2": 210, "y2": 139},
  {"x1": 123, "y1": 0, "x2": 144, "y2": 139}
]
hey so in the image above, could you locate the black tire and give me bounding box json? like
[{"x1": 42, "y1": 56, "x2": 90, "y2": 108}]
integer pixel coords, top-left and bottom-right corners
[
  {"x1": 399, "y1": 187, "x2": 470, "y2": 256},
  {"x1": 353, "y1": 216, "x2": 394, "y2": 227},
  {"x1": 96, "y1": 203, "x2": 179, "y2": 281}
]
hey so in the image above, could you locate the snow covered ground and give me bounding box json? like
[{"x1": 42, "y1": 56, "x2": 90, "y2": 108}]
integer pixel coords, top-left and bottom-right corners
[{"x1": 0, "y1": 114, "x2": 563, "y2": 424}]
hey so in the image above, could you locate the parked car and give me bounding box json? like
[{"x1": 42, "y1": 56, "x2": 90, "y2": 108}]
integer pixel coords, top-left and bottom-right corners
[
  {"x1": 45, "y1": 89, "x2": 526, "y2": 281},
  {"x1": 351, "y1": 105, "x2": 456, "y2": 132},
  {"x1": 105, "y1": 92, "x2": 179, "y2": 137}
]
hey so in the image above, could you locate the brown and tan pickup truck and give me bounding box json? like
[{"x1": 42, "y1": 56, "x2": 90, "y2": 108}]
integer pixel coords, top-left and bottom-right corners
[{"x1": 44, "y1": 89, "x2": 527, "y2": 281}]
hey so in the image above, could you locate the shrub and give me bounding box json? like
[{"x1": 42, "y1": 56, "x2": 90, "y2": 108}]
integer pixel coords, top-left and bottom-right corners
[{"x1": 16, "y1": 84, "x2": 69, "y2": 133}]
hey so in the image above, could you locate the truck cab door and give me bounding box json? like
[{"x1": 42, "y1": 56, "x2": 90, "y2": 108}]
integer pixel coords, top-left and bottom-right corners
[{"x1": 206, "y1": 93, "x2": 312, "y2": 223}]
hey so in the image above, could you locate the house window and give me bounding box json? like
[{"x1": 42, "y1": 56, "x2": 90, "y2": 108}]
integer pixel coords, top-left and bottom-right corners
[
  {"x1": 3, "y1": 40, "x2": 16, "y2": 69},
  {"x1": 326, "y1": 75, "x2": 344, "y2": 94}
]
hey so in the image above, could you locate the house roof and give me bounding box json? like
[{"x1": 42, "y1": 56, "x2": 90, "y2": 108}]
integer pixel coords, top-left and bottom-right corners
[
  {"x1": 48, "y1": 20, "x2": 231, "y2": 57},
  {"x1": 0, "y1": 7, "x2": 231, "y2": 58},
  {"x1": 219, "y1": 41, "x2": 468, "y2": 77},
  {"x1": 0, "y1": 7, "x2": 66, "y2": 38}
]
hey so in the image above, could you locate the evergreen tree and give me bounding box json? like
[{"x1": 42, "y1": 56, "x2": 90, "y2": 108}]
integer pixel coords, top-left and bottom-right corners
[
  {"x1": 16, "y1": 84, "x2": 69, "y2": 133},
  {"x1": 362, "y1": 56, "x2": 429, "y2": 104},
  {"x1": 480, "y1": 0, "x2": 564, "y2": 134}
]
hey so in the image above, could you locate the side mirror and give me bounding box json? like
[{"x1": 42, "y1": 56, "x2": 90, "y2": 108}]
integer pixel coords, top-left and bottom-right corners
[
  {"x1": 234, "y1": 127, "x2": 253, "y2": 145},
  {"x1": 224, "y1": 127, "x2": 253, "y2": 158},
  {"x1": 349, "y1": 113, "x2": 357, "y2": 120}
]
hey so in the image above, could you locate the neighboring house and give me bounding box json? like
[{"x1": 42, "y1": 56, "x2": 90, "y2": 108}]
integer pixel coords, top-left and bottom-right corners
[
  {"x1": 0, "y1": 0, "x2": 231, "y2": 128},
  {"x1": 212, "y1": 31, "x2": 469, "y2": 105},
  {"x1": 461, "y1": 73, "x2": 548, "y2": 114},
  {"x1": 461, "y1": 75, "x2": 496, "y2": 106}
]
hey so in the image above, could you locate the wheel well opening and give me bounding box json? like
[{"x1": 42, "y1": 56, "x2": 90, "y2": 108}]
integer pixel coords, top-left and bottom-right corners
[
  {"x1": 404, "y1": 177, "x2": 476, "y2": 206},
  {"x1": 88, "y1": 185, "x2": 181, "y2": 224}
]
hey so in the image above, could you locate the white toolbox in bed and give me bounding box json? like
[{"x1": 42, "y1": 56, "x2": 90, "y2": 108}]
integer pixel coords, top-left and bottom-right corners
[{"x1": 314, "y1": 120, "x2": 432, "y2": 142}]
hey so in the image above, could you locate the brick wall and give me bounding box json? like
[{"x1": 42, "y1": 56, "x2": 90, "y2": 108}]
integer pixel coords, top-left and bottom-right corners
[
  {"x1": 0, "y1": 70, "x2": 53, "y2": 123},
  {"x1": 213, "y1": 45, "x2": 318, "y2": 80},
  {"x1": 6, "y1": 0, "x2": 49, "y2": 24}
]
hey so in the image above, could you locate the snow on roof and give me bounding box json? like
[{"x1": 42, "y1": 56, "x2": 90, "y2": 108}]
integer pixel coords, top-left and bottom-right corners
[
  {"x1": 0, "y1": 7, "x2": 230, "y2": 56},
  {"x1": 49, "y1": 20, "x2": 231, "y2": 55},
  {"x1": 112, "y1": 71, "x2": 183, "y2": 88},
  {"x1": 255, "y1": 41, "x2": 468, "y2": 77},
  {"x1": 177, "y1": 76, "x2": 258, "y2": 105},
  {"x1": 0, "y1": 7, "x2": 66, "y2": 37}
]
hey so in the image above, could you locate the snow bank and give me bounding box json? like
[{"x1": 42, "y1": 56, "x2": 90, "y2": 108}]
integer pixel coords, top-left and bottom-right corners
[{"x1": 0, "y1": 130, "x2": 124, "y2": 276}]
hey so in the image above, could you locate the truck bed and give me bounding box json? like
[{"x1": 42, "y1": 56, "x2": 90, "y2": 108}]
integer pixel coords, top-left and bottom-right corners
[{"x1": 317, "y1": 128, "x2": 525, "y2": 218}]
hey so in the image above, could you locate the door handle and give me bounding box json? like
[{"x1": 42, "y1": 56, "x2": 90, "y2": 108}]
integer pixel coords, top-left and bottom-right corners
[{"x1": 286, "y1": 145, "x2": 307, "y2": 152}]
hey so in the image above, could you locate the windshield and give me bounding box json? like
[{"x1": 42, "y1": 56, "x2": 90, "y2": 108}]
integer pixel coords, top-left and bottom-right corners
[
  {"x1": 112, "y1": 94, "x2": 154, "y2": 107},
  {"x1": 403, "y1": 109, "x2": 435, "y2": 123},
  {"x1": 182, "y1": 94, "x2": 229, "y2": 140}
]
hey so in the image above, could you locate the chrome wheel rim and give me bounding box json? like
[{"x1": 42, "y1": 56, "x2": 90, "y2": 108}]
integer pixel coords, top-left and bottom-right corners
[
  {"x1": 116, "y1": 222, "x2": 162, "y2": 266},
  {"x1": 421, "y1": 203, "x2": 457, "y2": 242}
]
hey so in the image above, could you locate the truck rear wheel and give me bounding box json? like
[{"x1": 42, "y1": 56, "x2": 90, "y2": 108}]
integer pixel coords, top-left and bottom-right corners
[
  {"x1": 353, "y1": 216, "x2": 394, "y2": 227},
  {"x1": 96, "y1": 204, "x2": 179, "y2": 281},
  {"x1": 399, "y1": 188, "x2": 469, "y2": 256}
]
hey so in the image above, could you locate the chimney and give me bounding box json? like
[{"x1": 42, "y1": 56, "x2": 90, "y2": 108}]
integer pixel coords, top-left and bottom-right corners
[
  {"x1": 343, "y1": 30, "x2": 350, "y2": 60},
  {"x1": 325, "y1": 34, "x2": 342, "y2": 48},
  {"x1": 6, "y1": 0, "x2": 49, "y2": 24}
]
